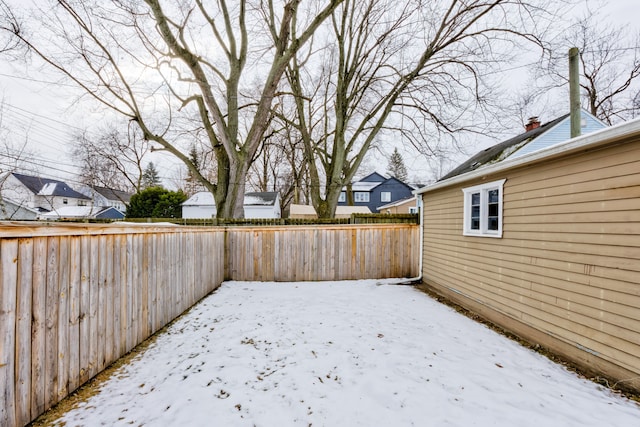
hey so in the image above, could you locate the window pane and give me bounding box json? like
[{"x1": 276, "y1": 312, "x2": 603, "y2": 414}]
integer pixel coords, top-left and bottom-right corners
[
  {"x1": 354, "y1": 192, "x2": 370, "y2": 202},
  {"x1": 471, "y1": 218, "x2": 480, "y2": 230},
  {"x1": 488, "y1": 216, "x2": 498, "y2": 230},
  {"x1": 381, "y1": 191, "x2": 391, "y2": 202},
  {"x1": 488, "y1": 189, "x2": 498, "y2": 203},
  {"x1": 471, "y1": 206, "x2": 480, "y2": 217},
  {"x1": 488, "y1": 203, "x2": 498, "y2": 217},
  {"x1": 471, "y1": 193, "x2": 480, "y2": 205}
]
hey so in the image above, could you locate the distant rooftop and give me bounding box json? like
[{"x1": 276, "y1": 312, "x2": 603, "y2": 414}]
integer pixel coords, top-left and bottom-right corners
[{"x1": 12, "y1": 172, "x2": 90, "y2": 200}]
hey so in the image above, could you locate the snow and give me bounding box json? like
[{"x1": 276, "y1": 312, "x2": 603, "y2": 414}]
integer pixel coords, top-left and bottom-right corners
[
  {"x1": 244, "y1": 195, "x2": 271, "y2": 205},
  {"x1": 182, "y1": 191, "x2": 215, "y2": 206},
  {"x1": 38, "y1": 182, "x2": 59, "y2": 196},
  {"x1": 54, "y1": 280, "x2": 639, "y2": 426}
]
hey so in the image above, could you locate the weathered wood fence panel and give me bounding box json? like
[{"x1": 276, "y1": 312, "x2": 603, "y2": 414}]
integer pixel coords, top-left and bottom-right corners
[
  {"x1": 0, "y1": 224, "x2": 226, "y2": 427},
  {"x1": 225, "y1": 224, "x2": 420, "y2": 281},
  {"x1": 0, "y1": 222, "x2": 418, "y2": 427}
]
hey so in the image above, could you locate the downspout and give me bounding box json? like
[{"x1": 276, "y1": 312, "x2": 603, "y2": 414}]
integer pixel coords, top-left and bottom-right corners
[{"x1": 397, "y1": 195, "x2": 423, "y2": 285}]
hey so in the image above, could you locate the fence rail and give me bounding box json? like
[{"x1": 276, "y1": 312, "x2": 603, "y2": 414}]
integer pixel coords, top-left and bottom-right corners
[
  {"x1": 0, "y1": 221, "x2": 419, "y2": 427},
  {"x1": 88, "y1": 213, "x2": 420, "y2": 226}
]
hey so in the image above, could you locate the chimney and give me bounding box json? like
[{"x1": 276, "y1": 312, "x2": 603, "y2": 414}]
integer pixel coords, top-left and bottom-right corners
[{"x1": 525, "y1": 116, "x2": 541, "y2": 132}]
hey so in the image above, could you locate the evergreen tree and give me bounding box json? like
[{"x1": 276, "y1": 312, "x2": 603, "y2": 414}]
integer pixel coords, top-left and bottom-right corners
[
  {"x1": 184, "y1": 146, "x2": 203, "y2": 196},
  {"x1": 387, "y1": 148, "x2": 408, "y2": 182},
  {"x1": 141, "y1": 162, "x2": 162, "y2": 189},
  {"x1": 126, "y1": 187, "x2": 187, "y2": 218}
]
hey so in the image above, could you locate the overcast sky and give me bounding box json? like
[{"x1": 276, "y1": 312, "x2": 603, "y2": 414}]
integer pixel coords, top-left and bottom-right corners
[{"x1": 1, "y1": 0, "x2": 638, "y2": 188}]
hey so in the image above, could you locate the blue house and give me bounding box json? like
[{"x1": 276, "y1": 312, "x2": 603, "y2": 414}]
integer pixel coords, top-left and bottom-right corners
[{"x1": 338, "y1": 172, "x2": 415, "y2": 213}]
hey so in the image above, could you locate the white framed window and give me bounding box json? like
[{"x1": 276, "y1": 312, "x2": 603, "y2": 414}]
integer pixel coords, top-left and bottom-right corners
[
  {"x1": 462, "y1": 179, "x2": 506, "y2": 238},
  {"x1": 338, "y1": 192, "x2": 346, "y2": 202},
  {"x1": 354, "y1": 192, "x2": 369, "y2": 203},
  {"x1": 380, "y1": 191, "x2": 391, "y2": 203},
  {"x1": 409, "y1": 206, "x2": 418, "y2": 214}
]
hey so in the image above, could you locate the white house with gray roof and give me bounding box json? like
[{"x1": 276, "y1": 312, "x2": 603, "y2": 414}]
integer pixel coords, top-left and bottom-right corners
[
  {"x1": 1, "y1": 172, "x2": 91, "y2": 214},
  {"x1": 182, "y1": 191, "x2": 281, "y2": 219}
]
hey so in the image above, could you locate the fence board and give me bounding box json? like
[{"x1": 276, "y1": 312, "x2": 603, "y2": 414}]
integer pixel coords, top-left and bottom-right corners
[
  {"x1": 1, "y1": 239, "x2": 18, "y2": 427},
  {"x1": 44, "y1": 237, "x2": 59, "y2": 411},
  {"x1": 56, "y1": 237, "x2": 70, "y2": 401},
  {"x1": 30, "y1": 238, "x2": 47, "y2": 419},
  {"x1": 15, "y1": 238, "x2": 33, "y2": 426},
  {"x1": 68, "y1": 237, "x2": 81, "y2": 394}
]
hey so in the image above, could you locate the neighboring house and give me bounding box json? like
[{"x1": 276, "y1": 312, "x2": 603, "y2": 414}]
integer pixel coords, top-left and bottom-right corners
[
  {"x1": 182, "y1": 191, "x2": 281, "y2": 219},
  {"x1": 289, "y1": 204, "x2": 371, "y2": 219},
  {"x1": 77, "y1": 185, "x2": 132, "y2": 213},
  {"x1": 1, "y1": 172, "x2": 91, "y2": 213},
  {"x1": 338, "y1": 172, "x2": 415, "y2": 213},
  {"x1": 414, "y1": 117, "x2": 640, "y2": 393},
  {"x1": 441, "y1": 109, "x2": 607, "y2": 180},
  {"x1": 40, "y1": 206, "x2": 125, "y2": 220},
  {"x1": 377, "y1": 196, "x2": 418, "y2": 214},
  {"x1": 0, "y1": 197, "x2": 39, "y2": 220}
]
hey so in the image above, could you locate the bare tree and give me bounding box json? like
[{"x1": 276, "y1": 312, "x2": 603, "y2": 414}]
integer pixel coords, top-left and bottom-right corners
[
  {"x1": 247, "y1": 115, "x2": 310, "y2": 214},
  {"x1": 279, "y1": 0, "x2": 557, "y2": 217},
  {"x1": 0, "y1": 0, "x2": 344, "y2": 218},
  {"x1": 0, "y1": 97, "x2": 37, "y2": 218},
  {"x1": 532, "y1": 7, "x2": 640, "y2": 124},
  {"x1": 72, "y1": 122, "x2": 150, "y2": 193}
]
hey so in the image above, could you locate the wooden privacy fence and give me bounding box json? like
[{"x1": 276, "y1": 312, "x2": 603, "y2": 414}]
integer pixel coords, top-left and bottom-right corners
[
  {"x1": 0, "y1": 222, "x2": 419, "y2": 426},
  {"x1": 225, "y1": 224, "x2": 419, "y2": 281},
  {"x1": 0, "y1": 223, "x2": 226, "y2": 427}
]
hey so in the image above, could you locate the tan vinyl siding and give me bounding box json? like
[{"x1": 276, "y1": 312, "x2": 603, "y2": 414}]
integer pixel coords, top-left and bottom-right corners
[{"x1": 421, "y1": 139, "x2": 640, "y2": 392}]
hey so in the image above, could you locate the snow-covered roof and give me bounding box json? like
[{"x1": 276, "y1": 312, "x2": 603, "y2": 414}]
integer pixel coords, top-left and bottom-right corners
[
  {"x1": 182, "y1": 191, "x2": 215, "y2": 206},
  {"x1": 349, "y1": 182, "x2": 380, "y2": 192},
  {"x1": 245, "y1": 192, "x2": 279, "y2": 206},
  {"x1": 40, "y1": 206, "x2": 124, "y2": 219},
  {"x1": 39, "y1": 182, "x2": 58, "y2": 196},
  {"x1": 12, "y1": 172, "x2": 91, "y2": 200}
]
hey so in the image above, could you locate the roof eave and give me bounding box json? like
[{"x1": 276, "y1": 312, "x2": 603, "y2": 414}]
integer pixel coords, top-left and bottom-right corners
[{"x1": 415, "y1": 118, "x2": 640, "y2": 196}]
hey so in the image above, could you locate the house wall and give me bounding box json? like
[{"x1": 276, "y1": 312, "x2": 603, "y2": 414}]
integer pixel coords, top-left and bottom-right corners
[
  {"x1": 378, "y1": 198, "x2": 417, "y2": 214},
  {"x1": 1, "y1": 175, "x2": 36, "y2": 209},
  {"x1": 420, "y1": 138, "x2": 640, "y2": 393},
  {"x1": 36, "y1": 195, "x2": 88, "y2": 211},
  {"x1": 0, "y1": 200, "x2": 38, "y2": 220},
  {"x1": 182, "y1": 205, "x2": 216, "y2": 219},
  {"x1": 245, "y1": 205, "x2": 280, "y2": 219},
  {"x1": 369, "y1": 179, "x2": 414, "y2": 213}
]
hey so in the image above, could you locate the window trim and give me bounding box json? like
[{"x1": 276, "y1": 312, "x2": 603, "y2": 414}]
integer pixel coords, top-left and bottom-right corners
[{"x1": 462, "y1": 179, "x2": 506, "y2": 238}]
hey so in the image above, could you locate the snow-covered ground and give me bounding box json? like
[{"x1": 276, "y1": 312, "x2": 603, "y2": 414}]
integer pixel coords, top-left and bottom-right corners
[{"x1": 53, "y1": 280, "x2": 639, "y2": 426}]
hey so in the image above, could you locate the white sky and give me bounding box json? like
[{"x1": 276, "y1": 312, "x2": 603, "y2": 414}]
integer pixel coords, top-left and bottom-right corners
[
  {"x1": 48, "y1": 280, "x2": 640, "y2": 426},
  {"x1": 0, "y1": 0, "x2": 638, "y2": 188}
]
